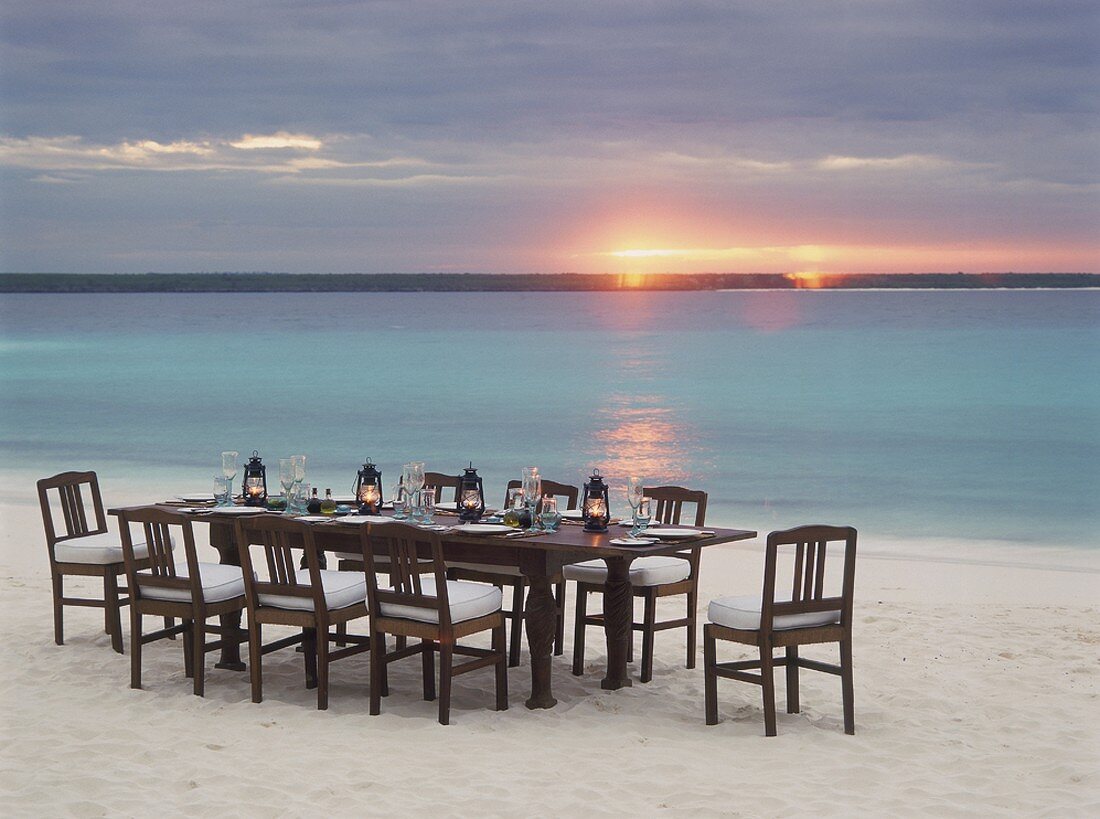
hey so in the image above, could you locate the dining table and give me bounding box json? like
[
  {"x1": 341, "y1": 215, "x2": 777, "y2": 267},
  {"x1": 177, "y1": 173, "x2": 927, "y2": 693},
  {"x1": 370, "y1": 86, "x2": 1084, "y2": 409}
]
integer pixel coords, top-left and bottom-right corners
[{"x1": 110, "y1": 503, "x2": 755, "y2": 709}]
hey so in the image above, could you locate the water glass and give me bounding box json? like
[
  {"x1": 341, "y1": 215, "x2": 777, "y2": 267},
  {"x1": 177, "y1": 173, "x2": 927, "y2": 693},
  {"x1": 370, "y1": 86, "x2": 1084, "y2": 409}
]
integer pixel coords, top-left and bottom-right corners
[
  {"x1": 539, "y1": 496, "x2": 561, "y2": 532},
  {"x1": 626, "y1": 476, "x2": 644, "y2": 514},
  {"x1": 522, "y1": 467, "x2": 541, "y2": 531},
  {"x1": 420, "y1": 490, "x2": 435, "y2": 525},
  {"x1": 631, "y1": 497, "x2": 652, "y2": 537},
  {"x1": 392, "y1": 487, "x2": 409, "y2": 520},
  {"x1": 213, "y1": 475, "x2": 230, "y2": 507},
  {"x1": 221, "y1": 451, "x2": 239, "y2": 500}
]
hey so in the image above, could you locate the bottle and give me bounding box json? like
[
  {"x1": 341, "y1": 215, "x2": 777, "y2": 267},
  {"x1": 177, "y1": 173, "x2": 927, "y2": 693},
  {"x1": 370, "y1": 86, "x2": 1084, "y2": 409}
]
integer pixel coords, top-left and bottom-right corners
[
  {"x1": 320, "y1": 487, "x2": 337, "y2": 516},
  {"x1": 307, "y1": 487, "x2": 322, "y2": 514}
]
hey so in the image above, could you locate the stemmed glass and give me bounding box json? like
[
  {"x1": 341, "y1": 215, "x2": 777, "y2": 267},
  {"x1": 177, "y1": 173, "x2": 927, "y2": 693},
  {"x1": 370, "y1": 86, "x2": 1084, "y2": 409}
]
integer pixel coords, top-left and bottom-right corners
[
  {"x1": 539, "y1": 496, "x2": 561, "y2": 532},
  {"x1": 220, "y1": 451, "x2": 238, "y2": 507},
  {"x1": 626, "y1": 476, "x2": 644, "y2": 530},
  {"x1": 522, "y1": 466, "x2": 541, "y2": 532},
  {"x1": 420, "y1": 488, "x2": 436, "y2": 526},
  {"x1": 630, "y1": 498, "x2": 653, "y2": 537},
  {"x1": 279, "y1": 459, "x2": 295, "y2": 515}
]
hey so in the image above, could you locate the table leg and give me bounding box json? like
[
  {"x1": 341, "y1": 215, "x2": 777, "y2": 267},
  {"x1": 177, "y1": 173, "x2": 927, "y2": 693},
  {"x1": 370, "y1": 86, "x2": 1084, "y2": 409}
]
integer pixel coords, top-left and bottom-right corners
[
  {"x1": 523, "y1": 573, "x2": 558, "y2": 709},
  {"x1": 601, "y1": 556, "x2": 634, "y2": 690},
  {"x1": 209, "y1": 521, "x2": 247, "y2": 672}
]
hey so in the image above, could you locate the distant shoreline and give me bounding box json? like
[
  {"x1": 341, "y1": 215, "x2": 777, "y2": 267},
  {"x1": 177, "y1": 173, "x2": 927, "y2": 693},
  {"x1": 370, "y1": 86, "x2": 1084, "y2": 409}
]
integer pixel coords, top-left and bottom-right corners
[{"x1": 0, "y1": 272, "x2": 1097, "y2": 293}]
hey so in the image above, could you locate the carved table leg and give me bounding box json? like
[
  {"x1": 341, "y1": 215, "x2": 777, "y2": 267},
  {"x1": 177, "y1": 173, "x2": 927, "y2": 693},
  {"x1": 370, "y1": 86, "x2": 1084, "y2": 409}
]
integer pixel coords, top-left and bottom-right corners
[
  {"x1": 209, "y1": 521, "x2": 247, "y2": 671},
  {"x1": 524, "y1": 573, "x2": 558, "y2": 709},
  {"x1": 601, "y1": 556, "x2": 634, "y2": 690}
]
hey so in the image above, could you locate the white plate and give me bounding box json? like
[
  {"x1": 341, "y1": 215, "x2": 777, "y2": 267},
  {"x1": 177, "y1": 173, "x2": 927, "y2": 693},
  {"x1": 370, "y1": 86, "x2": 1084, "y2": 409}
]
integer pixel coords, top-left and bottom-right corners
[
  {"x1": 295, "y1": 516, "x2": 334, "y2": 523},
  {"x1": 336, "y1": 515, "x2": 395, "y2": 525},
  {"x1": 177, "y1": 493, "x2": 214, "y2": 502},
  {"x1": 560, "y1": 510, "x2": 584, "y2": 520},
  {"x1": 206, "y1": 507, "x2": 267, "y2": 515},
  {"x1": 456, "y1": 524, "x2": 513, "y2": 535},
  {"x1": 610, "y1": 537, "x2": 659, "y2": 546},
  {"x1": 644, "y1": 527, "x2": 703, "y2": 539}
]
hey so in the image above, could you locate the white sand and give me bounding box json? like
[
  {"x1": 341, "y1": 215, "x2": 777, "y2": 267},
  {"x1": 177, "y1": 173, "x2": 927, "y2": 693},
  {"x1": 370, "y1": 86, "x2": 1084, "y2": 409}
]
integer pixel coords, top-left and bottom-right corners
[{"x1": 1, "y1": 494, "x2": 1098, "y2": 817}]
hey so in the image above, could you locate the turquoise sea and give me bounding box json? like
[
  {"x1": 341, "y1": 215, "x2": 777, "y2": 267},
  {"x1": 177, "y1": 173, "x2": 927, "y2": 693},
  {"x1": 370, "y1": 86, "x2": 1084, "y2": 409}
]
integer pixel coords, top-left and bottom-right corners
[{"x1": 1, "y1": 290, "x2": 1097, "y2": 550}]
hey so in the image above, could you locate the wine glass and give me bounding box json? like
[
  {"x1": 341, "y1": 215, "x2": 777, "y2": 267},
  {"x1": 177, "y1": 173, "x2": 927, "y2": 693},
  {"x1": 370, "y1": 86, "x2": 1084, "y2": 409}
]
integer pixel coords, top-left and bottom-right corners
[
  {"x1": 626, "y1": 476, "x2": 643, "y2": 530},
  {"x1": 279, "y1": 459, "x2": 295, "y2": 515},
  {"x1": 521, "y1": 467, "x2": 541, "y2": 532},
  {"x1": 631, "y1": 497, "x2": 653, "y2": 537},
  {"x1": 291, "y1": 455, "x2": 306, "y2": 512},
  {"x1": 392, "y1": 487, "x2": 409, "y2": 520},
  {"x1": 220, "y1": 451, "x2": 238, "y2": 507},
  {"x1": 420, "y1": 489, "x2": 435, "y2": 526}
]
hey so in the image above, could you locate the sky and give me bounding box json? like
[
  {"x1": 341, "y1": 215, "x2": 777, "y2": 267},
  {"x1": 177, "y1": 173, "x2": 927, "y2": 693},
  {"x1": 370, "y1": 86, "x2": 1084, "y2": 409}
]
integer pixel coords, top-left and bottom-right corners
[{"x1": 0, "y1": 0, "x2": 1097, "y2": 276}]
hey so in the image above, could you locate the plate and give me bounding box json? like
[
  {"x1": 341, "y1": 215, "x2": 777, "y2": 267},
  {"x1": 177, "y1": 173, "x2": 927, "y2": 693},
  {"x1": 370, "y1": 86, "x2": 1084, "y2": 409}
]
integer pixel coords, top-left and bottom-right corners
[
  {"x1": 610, "y1": 537, "x2": 659, "y2": 546},
  {"x1": 206, "y1": 506, "x2": 267, "y2": 515},
  {"x1": 295, "y1": 516, "x2": 334, "y2": 523},
  {"x1": 177, "y1": 494, "x2": 214, "y2": 502},
  {"x1": 455, "y1": 524, "x2": 513, "y2": 535},
  {"x1": 644, "y1": 527, "x2": 703, "y2": 539},
  {"x1": 336, "y1": 515, "x2": 395, "y2": 525}
]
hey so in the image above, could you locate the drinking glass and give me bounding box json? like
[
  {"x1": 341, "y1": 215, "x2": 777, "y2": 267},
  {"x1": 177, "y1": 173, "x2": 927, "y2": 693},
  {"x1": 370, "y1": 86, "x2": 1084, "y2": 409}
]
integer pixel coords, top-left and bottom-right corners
[
  {"x1": 420, "y1": 490, "x2": 435, "y2": 526},
  {"x1": 631, "y1": 497, "x2": 652, "y2": 537},
  {"x1": 392, "y1": 487, "x2": 409, "y2": 520},
  {"x1": 291, "y1": 455, "x2": 307, "y2": 512},
  {"x1": 626, "y1": 476, "x2": 644, "y2": 518},
  {"x1": 279, "y1": 459, "x2": 295, "y2": 515},
  {"x1": 220, "y1": 451, "x2": 238, "y2": 506},
  {"x1": 521, "y1": 467, "x2": 541, "y2": 532},
  {"x1": 298, "y1": 482, "x2": 311, "y2": 513},
  {"x1": 539, "y1": 496, "x2": 561, "y2": 532},
  {"x1": 213, "y1": 475, "x2": 230, "y2": 507}
]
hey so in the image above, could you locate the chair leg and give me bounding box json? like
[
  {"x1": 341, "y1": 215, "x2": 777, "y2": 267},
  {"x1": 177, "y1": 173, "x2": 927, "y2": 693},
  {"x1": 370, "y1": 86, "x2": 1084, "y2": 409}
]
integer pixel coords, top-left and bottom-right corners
[
  {"x1": 508, "y1": 579, "x2": 525, "y2": 668},
  {"x1": 422, "y1": 639, "x2": 436, "y2": 701},
  {"x1": 686, "y1": 587, "x2": 698, "y2": 669},
  {"x1": 164, "y1": 616, "x2": 176, "y2": 640},
  {"x1": 493, "y1": 623, "x2": 508, "y2": 711},
  {"x1": 52, "y1": 572, "x2": 65, "y2": 646},
  {"x1": 553, "y1": 580, "x2": 565, "y2": 656},
  {"x1": 316, "y1": 627, "x2": 329, "y2": 710},
  {"x1": 334, "y1": 622, "x2": 347, "y2": 647},
  {"x1": 369, "y1": 631, "x2": 384, "y2": 715},
  {"x1": 760, "y1": 644, "x2": 777, "y2": 737},
  {"x1": 130, "y1": 604, "x2": 142, "y2": 690},
  {"x1": 249, "y1": 622, "x2": 263, "y2": 704},
  {"x1": 572, "y1": 584, "x2": 587, "y2": 676},
  {"x1": 840, "y1": 638, "x2": 855, "y2": 735},
  {"x1": 193, "y1": 620, "x2": 206, "y2": 697},
  {"x1": 104, "y1": 573, "x2": 124, "y2": 654},
  {"x1": 303, "y1": 628, "x2": 318, "y2": 690},
  {"x1": 640, "y1": 588, "x2": 656, "y2": 683},
  {"x1": 785, "y1": 645, "x2": 800, "y2": 713},
  {"x1": 182, "y1": 619, "x2": 195, "y2": 678},
  {"x1": 704, "y1": 629, "x2": 718, "y2": 725},
  {"x1": 438, "y1": 639, "x2": 453, "y2": 725}
]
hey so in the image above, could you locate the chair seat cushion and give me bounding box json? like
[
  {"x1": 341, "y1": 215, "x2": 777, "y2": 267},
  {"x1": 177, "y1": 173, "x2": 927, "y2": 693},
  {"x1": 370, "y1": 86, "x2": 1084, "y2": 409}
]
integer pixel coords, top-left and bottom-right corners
[
  {"x1": 259, "y1": 570, "x2": 366, "y2": 612},
  {"x1": 708, "y1": 595, "x2": 841, "y2": 631},
  {"x1": 380, "y1": 578, "x2": 502, "y2": 624},
  {"x1": 54, "y1": 531, "x2": 165, "y2": 565},
  {"x1": 447, "y1": 561, "x2": 525, "y2": 578},
  {"x1": 334, "y1": 551, "x2": 362, "y2": 561},
  {"x1": 563, "y1": 555, "x2": 691, "y2": 587},
  {"x1": 139, "y1": 562, "x2": 245, "y2": 604}
]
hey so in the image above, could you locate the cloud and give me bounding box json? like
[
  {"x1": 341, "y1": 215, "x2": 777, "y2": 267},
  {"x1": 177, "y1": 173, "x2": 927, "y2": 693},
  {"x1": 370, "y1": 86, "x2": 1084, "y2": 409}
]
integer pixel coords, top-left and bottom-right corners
[{"x1": 229, "y1": 132, "x2": 323, "y2": 151}]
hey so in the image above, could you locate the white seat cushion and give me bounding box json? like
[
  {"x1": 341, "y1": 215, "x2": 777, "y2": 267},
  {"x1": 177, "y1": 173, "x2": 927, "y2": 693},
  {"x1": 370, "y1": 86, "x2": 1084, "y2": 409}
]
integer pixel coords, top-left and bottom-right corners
[
  {"x1": 258, "y1": 569, "x2": 366, "y2": 612},
  {"x1": 708, "y1": 595, "x2": 841, "y2": 631},
  {"x1": 563, "y1": 555, "x2": 691, "y2": 587},
  {"x1": 138, "y1": 562, "x2": 245, "y2": 604},
  {"x1": 54, "y1": 531, "x2": 168, "y2": 565},
  {"x1": 447, "y1": 561, "x2": 524, "y2": 578},
  {"x1": 380, "y1": 578, "x2": 502, "y2": 624},
  {"x1": 334, "y1": 551, "x2": 362, "y2": 561}
]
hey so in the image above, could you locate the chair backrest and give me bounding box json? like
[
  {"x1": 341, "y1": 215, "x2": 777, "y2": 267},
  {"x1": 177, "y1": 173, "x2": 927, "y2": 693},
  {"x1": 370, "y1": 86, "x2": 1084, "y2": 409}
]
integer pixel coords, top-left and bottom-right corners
[
  {"x1": 761, "y1": 525, "x2": 857, "y2": 633},
  {"x1": 504, "y1": 479, "x2": 579, "y2": 510},
  {"x1": 37, "y1": 471, "x2": 108, "y2": 552},
  {"x1": 358, "y1": 522, "x2": 452, "y2": 629},
  {"x1": 234, "y1": 515, "x2": 325, "y2": 612},
  {"x1": 117, "y1": 507, "x2": 201, "y2": 603},
  {"x1": 424, "y1": 472, "x2": 461, "y2": 503},
  {"x1": 643, "y1": 485, "x2": 708, "y2": 526}
]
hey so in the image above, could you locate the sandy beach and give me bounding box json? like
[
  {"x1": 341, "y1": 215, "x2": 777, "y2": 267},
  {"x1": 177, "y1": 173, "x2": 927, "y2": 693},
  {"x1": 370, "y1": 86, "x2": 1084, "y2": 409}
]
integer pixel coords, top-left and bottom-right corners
[{"x1": 2, "y1": 494, "x2": 1098, "y2": 818}]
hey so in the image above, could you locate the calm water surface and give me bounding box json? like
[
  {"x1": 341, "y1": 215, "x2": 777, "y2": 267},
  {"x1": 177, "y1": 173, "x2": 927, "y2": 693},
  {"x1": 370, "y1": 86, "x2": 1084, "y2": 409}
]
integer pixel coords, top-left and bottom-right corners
[{"x1": 1, "y1": 290, "x2": 1097, "y2": 549}]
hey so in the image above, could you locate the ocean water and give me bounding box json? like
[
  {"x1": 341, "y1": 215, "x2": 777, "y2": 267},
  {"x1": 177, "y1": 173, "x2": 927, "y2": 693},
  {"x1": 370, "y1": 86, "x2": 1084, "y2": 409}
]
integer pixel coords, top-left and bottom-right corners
[{"x1": 1, "y1": 290, "x2": 1097, "y2": 550}]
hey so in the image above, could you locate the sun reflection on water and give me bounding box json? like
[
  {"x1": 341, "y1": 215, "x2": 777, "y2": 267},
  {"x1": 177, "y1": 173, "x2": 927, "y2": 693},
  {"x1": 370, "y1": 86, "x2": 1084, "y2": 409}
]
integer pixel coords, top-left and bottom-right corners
[{"x1": 580, "y1": 398, "x2": 698, "y2": 487}]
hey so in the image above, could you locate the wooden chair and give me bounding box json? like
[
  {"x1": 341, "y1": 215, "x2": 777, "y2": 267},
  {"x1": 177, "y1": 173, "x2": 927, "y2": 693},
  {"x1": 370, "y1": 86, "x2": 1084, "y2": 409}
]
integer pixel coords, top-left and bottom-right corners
[
  {"x1": 424, "y1": 471, "x2": 461, "y2": 503},
  {"x1": 360, "y1": 521, "x2": 507, "y2": 724},
  {"x1": 704, "y1": 525, "x2": 857, "y2": 736},
  {"x1": 235, "y1": 515, "x2": 370, "y2": 710},
  {"x1": 447, "y1": 479, "x2": 578, "y2": 666},
  {"x1": 118, "y1": 507, "x2": 247, "y2": 696},
  {"x1": 566, "y1": 486, "x2": 707, "y2": 683},
  {"x1": 38, "y1": 470, "x2": 168, "y2": 654}
]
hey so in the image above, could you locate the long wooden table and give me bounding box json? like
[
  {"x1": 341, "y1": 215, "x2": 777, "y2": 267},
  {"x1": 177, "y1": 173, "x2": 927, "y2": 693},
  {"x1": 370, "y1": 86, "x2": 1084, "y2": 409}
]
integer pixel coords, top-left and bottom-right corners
[{"x1": 111, "y1": 505, "x2": 755, "y2": 708}]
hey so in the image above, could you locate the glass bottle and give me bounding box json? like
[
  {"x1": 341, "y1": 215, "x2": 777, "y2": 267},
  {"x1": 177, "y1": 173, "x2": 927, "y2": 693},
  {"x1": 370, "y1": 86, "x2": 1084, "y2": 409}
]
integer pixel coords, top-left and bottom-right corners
[
  {"x1": 320, "y1": 487, "x2": 337, "y2": 516},
  {"x1": 307, "y1": 487, "x2": 322, "y2": 514}
]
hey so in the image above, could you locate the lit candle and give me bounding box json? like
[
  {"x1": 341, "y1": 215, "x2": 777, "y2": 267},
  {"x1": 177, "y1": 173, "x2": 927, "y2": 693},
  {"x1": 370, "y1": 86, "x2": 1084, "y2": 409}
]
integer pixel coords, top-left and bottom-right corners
[{"x1": 462, "y1": 489, "x2": 480, "y2": 510}]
